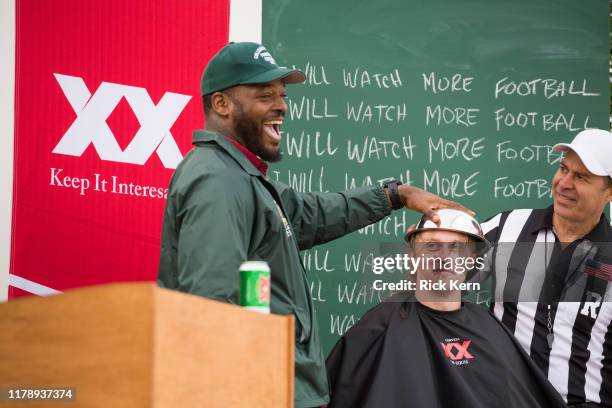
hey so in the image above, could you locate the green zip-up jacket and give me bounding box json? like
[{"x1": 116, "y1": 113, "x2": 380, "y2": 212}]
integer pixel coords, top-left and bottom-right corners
[{"x1": 158, "y1": 130, "x2": 392, "y2": 407}]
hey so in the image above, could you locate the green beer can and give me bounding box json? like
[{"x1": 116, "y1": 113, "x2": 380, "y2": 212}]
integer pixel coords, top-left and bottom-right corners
[{"x1": 239, "y1": 261, "x2": 271, "y2": 314}]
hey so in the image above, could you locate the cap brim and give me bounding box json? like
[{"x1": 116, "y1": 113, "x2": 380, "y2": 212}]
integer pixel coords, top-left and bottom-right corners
[
  {"x1": 552, "y1": 143, "x2": 571, "y2": 153},
  {"x1": 242, "y1": 67, "x2": 305, "y2": 86},
  {"x1": 403, "y1": 228, "x2": 491, "y2": 257},
  {"x1": 552, "y1": 143, "x2": 608, "y2": 176},
  {"x1": 404, "y1": 228, "x2": 489, "y2": 245}
]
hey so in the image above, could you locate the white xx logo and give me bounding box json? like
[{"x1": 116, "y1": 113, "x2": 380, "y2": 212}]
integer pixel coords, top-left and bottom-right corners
[{"x1": 52, "y1": 73, "x2": 191, "y2": 169}]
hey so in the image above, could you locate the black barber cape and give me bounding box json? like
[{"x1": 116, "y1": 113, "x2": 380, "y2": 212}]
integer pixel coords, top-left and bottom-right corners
[{"x1": 326, "y1": 298, "x2": 567, "y2": 408}]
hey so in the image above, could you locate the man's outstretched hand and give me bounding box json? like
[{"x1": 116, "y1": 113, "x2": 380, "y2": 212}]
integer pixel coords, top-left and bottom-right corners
[{"x1": 396, "y1": 185, "x2": 474, "y2": 224}]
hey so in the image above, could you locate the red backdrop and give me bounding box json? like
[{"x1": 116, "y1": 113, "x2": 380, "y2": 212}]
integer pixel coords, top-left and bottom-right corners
[{"x1": 10, "y1": 0, "x2": 229, "y2": 298}]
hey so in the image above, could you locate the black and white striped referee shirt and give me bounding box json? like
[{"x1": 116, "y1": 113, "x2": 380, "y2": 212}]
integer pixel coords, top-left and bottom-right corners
[{"x1": 482, "y1": 205, "x2": 612, "y2": 405}]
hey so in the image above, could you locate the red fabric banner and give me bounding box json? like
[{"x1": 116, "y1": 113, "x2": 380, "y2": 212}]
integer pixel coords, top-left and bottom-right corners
[{"x1": 11, "y1": 0, "x2": 229, "y2": 297}]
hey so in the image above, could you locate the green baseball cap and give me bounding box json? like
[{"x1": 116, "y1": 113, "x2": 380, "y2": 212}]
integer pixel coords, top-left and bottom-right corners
[{"x1": 201, "y1": 42, "x2": 306, "y2": 95}]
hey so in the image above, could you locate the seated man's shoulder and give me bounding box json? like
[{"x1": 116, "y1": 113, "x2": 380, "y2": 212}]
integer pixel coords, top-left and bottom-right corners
[
  {"x1": 463, "y1": 302, "x2": 516, "y2": 332},
  {"x1": 462, "y1": 301, "x2": 492, "y2": 317},
  {"x1": 347, "y1": 294, "x2": 411, "y2": 335}
]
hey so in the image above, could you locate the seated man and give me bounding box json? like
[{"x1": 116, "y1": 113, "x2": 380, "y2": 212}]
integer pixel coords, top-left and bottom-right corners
[{"x1": 326, "y1": 209, "x2": 567, "y2": 408}]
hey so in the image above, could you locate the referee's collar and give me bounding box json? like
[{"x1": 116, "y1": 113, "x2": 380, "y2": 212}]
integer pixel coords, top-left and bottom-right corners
[{"x1": 528, "y1": 205, "x2": 611, "y2": 242}]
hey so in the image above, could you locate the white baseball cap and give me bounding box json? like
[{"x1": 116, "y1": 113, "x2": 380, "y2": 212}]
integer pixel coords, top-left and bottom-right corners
[{"x1": 553, "y1": 129, "x2": 612, "y2": 178}]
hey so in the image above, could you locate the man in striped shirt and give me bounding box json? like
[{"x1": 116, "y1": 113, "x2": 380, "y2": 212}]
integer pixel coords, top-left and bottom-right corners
[{"x1": 481, "y1": 129, "x2": 612, "y2": 407}]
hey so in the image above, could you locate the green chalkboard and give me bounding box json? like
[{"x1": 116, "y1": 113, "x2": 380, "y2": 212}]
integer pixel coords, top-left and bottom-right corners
[{"x1": 262, "y1": 0, "x2": 610, "y2": 354}]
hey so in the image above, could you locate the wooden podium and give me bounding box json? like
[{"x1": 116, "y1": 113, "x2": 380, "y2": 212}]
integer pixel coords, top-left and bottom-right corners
[{"x1": 0, "y1": 283, "x2": 295, "y2": 407}]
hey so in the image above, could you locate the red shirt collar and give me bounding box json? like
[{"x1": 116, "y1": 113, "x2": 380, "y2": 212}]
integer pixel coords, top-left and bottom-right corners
[{"x1": 223, "y1": 135, "x2": 269, "y2": 176}]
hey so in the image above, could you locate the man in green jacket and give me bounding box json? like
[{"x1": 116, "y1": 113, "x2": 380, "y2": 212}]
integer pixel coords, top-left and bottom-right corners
[{"x1": 158, "y1": 41, "x2": 470, "y2": 408}]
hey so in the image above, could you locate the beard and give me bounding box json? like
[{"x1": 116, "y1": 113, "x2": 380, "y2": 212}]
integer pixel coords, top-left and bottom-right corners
[{"x1": 232, "y1": 102, "x2": 282, "y2": 163}]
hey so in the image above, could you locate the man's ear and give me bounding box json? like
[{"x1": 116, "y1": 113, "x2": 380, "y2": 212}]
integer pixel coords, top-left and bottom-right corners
[
  {"x1": 606, "y1": 178, "x2": 612, "y2": 202},
  {"x1": 210, "y1": 92, "x2": 232, "y2": 117}
]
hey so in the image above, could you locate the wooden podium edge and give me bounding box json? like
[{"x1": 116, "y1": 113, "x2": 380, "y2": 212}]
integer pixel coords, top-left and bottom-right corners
[{"x1": 152, "y1": 285, "x2": 296, "y2": 407}]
